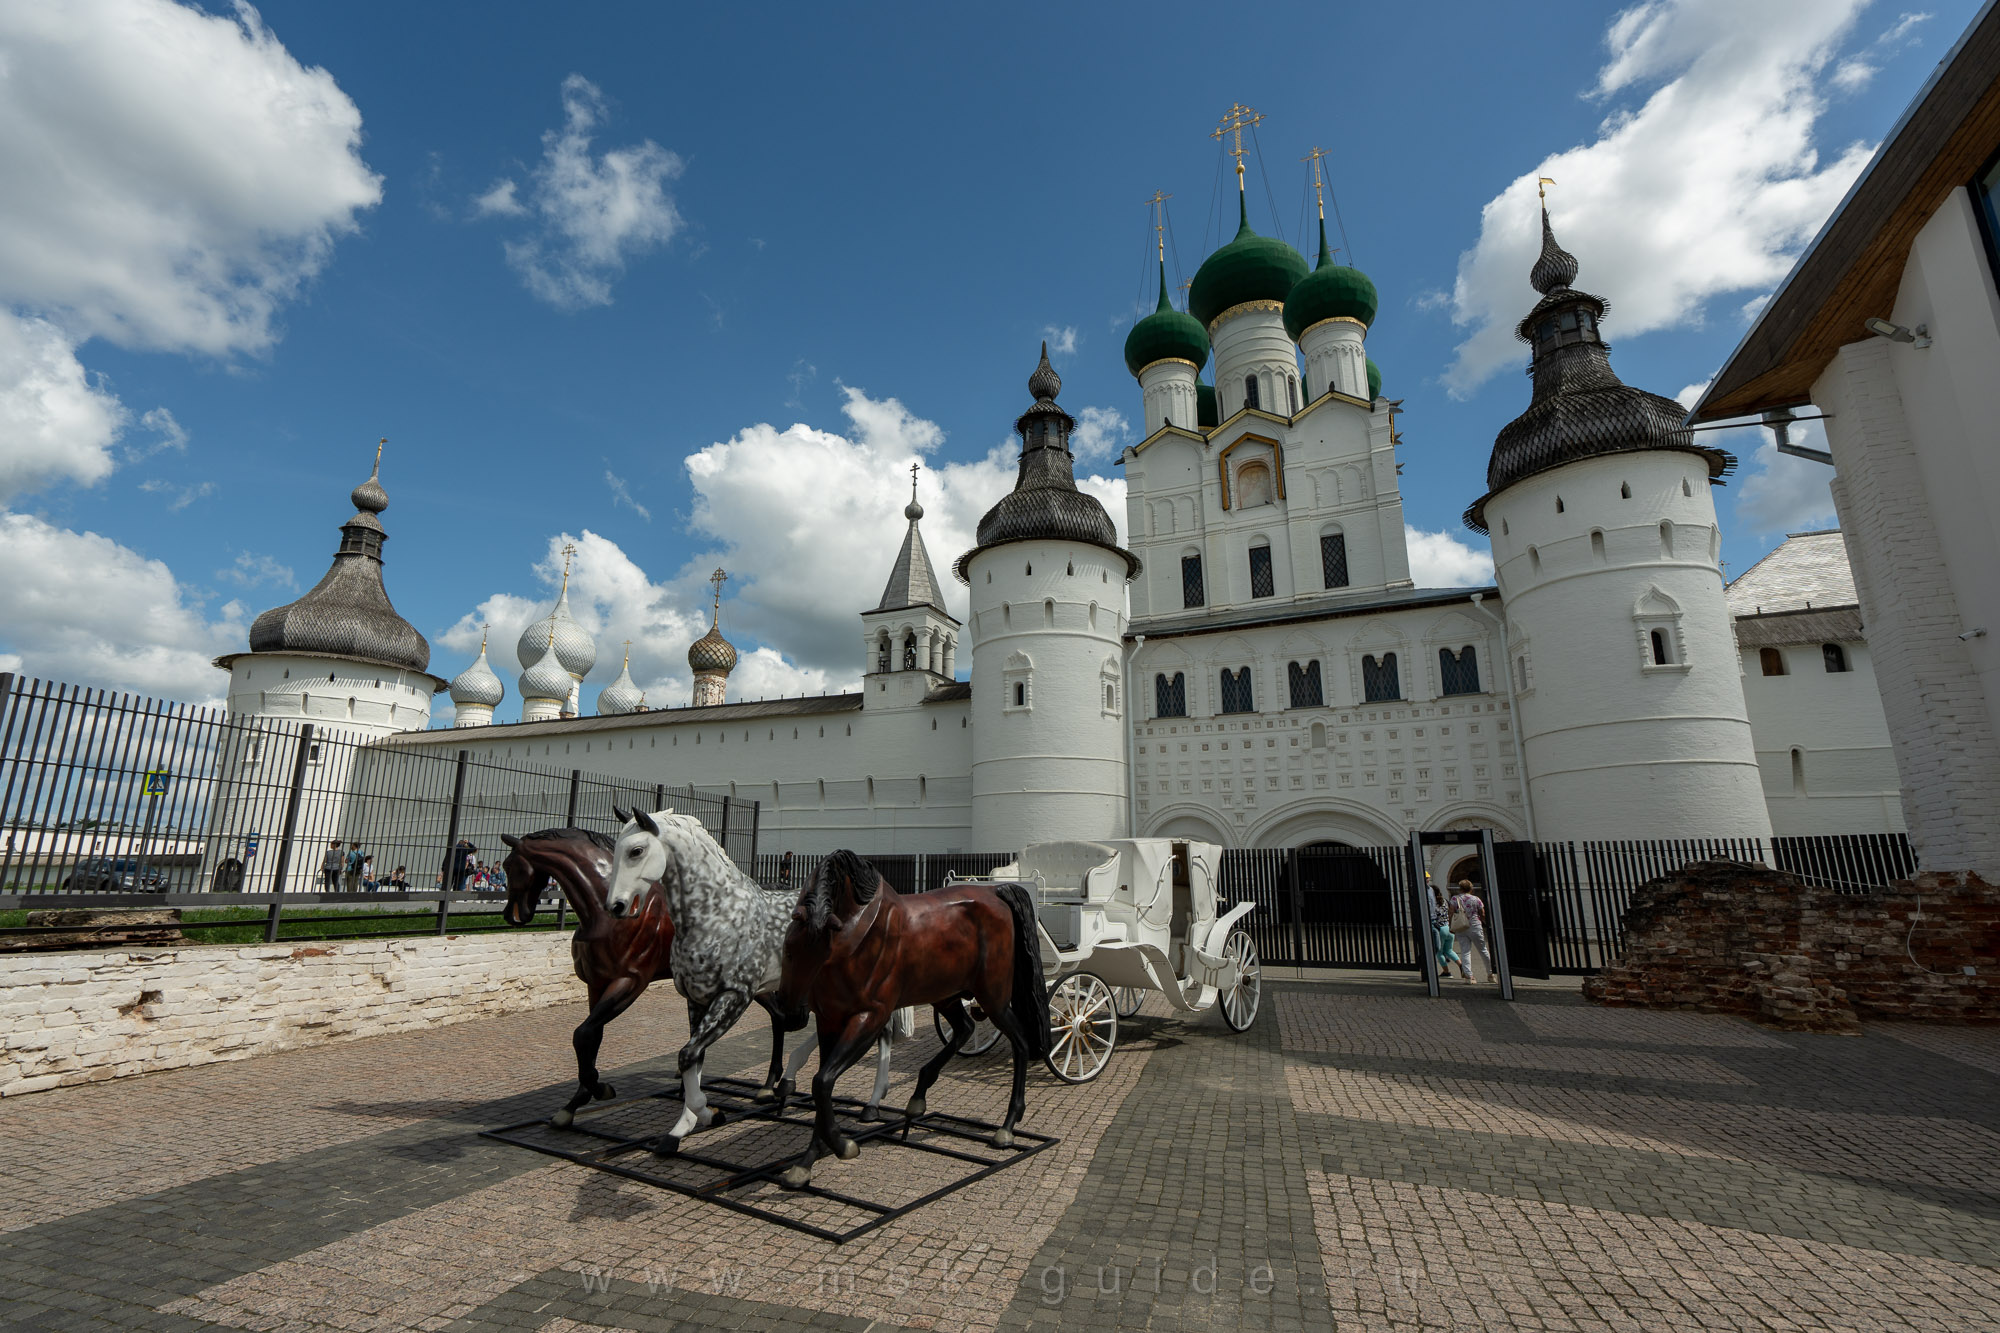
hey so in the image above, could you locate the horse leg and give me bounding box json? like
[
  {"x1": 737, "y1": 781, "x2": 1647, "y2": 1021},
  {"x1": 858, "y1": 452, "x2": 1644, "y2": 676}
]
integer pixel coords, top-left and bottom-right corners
[
  {"x1": 983, "y1": 1002, "x2": 1034, "y2": 1150},
  {"x1": 553, "y1": 976, "x2": 640, "y2": 1128},
  {"x1": 777, "y1": 1019, "x2": 876, "y2": 1190},
  {"x1": 751, "y1": 998, "x2": 789, "y2": 1102},
  {"x1": 658, "y1": 989, "x2": 750, "y2": 1151},
  {"x1": 772, "y1": 1020, "x2": 820, "y2": 1114},
  {"x1": 859, "y1": 1033, "x2": 895, "y2": 1122},
  {"x1": 907, "y1": 998, "x2": 973, "y2": 1121}
]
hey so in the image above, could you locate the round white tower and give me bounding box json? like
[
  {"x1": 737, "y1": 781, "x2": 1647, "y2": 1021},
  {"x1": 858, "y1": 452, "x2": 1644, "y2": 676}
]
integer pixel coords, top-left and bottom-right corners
[
  {"x1": 1467, "y1": 207, "x2": 1769, "y2": 841},
  {"x1": 958, "y1": 346, "x2": 1137, "y2": 851},
  {"x1": 447, "y1": 629, "x2": 504, "y2": 727}
]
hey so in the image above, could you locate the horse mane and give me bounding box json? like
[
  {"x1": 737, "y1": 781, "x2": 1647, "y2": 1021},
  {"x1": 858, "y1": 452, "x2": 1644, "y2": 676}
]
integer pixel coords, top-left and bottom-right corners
[
  {"x1": 517, "y1": 826, "x2": 617, "y2": 852},
  {"x1": 804, "y1": 849, "x2": 879, "y2": 932}
]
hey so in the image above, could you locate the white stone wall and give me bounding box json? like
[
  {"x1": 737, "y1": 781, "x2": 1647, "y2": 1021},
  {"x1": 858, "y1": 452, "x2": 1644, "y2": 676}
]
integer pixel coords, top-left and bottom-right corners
[
  {"x1": 1811, "y1": 190, "x2": 2000, "y2": 876},
  {"x1": 0, "y1": 930, "x2": 573, "y2": 1097},
  {"x1": 1487, "y1": 451, "x2": 1771, "y2": 842},
  {"x1": 1738, "y1": 637, "x2": 1905, "y2": 835}
]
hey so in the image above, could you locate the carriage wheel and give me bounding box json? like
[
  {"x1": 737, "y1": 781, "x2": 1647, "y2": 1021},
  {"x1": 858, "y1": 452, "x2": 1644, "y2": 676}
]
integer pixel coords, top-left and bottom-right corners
[
  {"x1": 1113, "y1": 986, "x2": 1146, "y2": 1019},
  {"x1": 1219, "y1": 930, "x2": 1262, "y2": 1032},
  {"x1": 1045, "y1": 972, "x2": 1117, "y2": 1083},
  {"x1": 933, "y1": 1004, "x2": 1002, "y2": 1056}
]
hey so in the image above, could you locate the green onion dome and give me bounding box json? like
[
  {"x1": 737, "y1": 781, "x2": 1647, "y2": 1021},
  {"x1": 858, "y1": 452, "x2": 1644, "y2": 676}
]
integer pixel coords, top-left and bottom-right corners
[
  {"x1": 1284, "y1": 218, "x2": 1378, "y2": 338},
  {"x1": 1196, "y1": 381, "x2": 1219, "y2": 428},
  {"x1": 1367, "y1": 358, "x2": 1382, "y2": 400},
  {"x1": 1189, "y1": 195, "x2": 1309, "y2": 329},
  {"x1": 1123, "y1": 261, "x2": 1209, "y2": 377}
]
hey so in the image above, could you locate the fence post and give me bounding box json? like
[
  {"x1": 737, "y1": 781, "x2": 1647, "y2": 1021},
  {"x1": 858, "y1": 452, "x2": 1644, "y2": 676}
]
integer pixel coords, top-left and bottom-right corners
[
  {"x1": 750, "y1": 800, "x2": 761, "y2": 869},
  {"x1": 718, "y1": 795, "x2": 732, "y2": 853},
  {"x1": 1406, "y1": 831, "x2": 1439, "y2": 998},
  {"x1": 1284, "y1": 849, "x2": 1307, "y2": 968},
  {"x1": 654, "y1": 783, "x2": 665, "y2": 811},
  {"x1": 565, "y1": 770, "x2": 581, "y2": 828},
  {"x1": 436, "y1": 892, "x2": 451, "y2": 935},
  {"x1": 267, "y1": 722, "x2": 314, "y2": 901},
  {"x1": 0, "y1": 672, "x2": 18, "y2": 886},
  {"x1": 441, "y1": 749, "x2": 469, "y2": 892}
]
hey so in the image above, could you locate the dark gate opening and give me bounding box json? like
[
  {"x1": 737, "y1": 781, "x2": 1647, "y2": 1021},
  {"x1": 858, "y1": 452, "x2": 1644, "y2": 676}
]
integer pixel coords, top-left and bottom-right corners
[{"x1": 1284, "y1": 842, "x2": 1416, "y2": 971}]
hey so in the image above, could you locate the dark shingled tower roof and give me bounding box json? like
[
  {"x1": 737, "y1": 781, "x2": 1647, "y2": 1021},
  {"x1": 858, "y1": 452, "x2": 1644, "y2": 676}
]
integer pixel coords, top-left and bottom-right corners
[{"x1": 1463, "y1": 207, "x2": 1734, "y2": 534}]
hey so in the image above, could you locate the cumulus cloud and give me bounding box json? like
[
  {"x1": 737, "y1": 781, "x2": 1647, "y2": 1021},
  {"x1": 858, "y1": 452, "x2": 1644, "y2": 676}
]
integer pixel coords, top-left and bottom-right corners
[
  {"x1": 480, "y1": 75, "x2": 684, "y2": 309},
  {"x1": 1731, "y1": 420, "x2": 1839, "y2": 534},
  {"x1": 1405, "y1": 525, "x2": 1495, "y2": 588},
  {"x1": 0, "y1": 0, "x2": 381, "y2": 356},
  {"x1": 1441, "y1": 0, "x2": 1876, "y2": 396},
  {"x1": 0, "y1": 313, "x2": 126, "y2": 503},
  {"x1": 0, "y1": 512, "x2": 244, "y2": 703},
  {"x1": 1832, "y1": 10, "x2": 1931, "y2": 92},
  {"x1": 1071, "y1": 406, "x2": 1132, "y2": 464},
  {"x1": 1042, "y1": 325, "x2": 1079, "y2": 357},
  {"x1": 219, "y1": 552, "x2": 296, "y2": 591}
]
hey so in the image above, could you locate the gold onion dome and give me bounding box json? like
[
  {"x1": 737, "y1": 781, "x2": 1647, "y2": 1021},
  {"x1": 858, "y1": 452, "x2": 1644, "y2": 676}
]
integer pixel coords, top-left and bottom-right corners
[
  {"x1": 448, "y1": 635, "x2": 504, "y2": 707},
  {"x1": 688, "y1": 622, "x2": 737, "y2": 674},
  {"x1": 518, "y1": 632, "x2": 572, "y2": 702},
  {"x1": 596, "y1": 649, "x2": 644, "y2": 715}
]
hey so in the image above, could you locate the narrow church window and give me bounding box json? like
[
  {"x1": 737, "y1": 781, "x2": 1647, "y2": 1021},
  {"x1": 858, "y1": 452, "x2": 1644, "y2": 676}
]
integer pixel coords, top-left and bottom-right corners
[
  {"x1": 1321, "y1": 532, "x2": 1349, "y2": 588},
  {"x1": 903, "y1": 633, "x2": 917, "y2": 670},
  {"x1": 1555, "y1": 496, "x2": 1565, "y2": 513},
  {"x1": 1660, "y1": 520, "x2": 1676, "y2": 556},
  {"x1": 1760, "y1": 647, "x2": 1787, "y2": 676},
  {"x1": 1155, "y1": 672, "x2": 1187, "y2": 718},
  {"x1": 1288, "y1": 660, "x2": 1323, "y2": 708},
  {"x1": 1823, "y1": 643, "x2": 1849, "y2": 673},
  {"x1": 1515, "y1": 655, "x2": 1530, "y2": 692},
  {"x1": 1682, "y1": 477, "x2": 1693, "y2": 497},
  {"x1": 1620, "y1": 482, "x2": 1631, "y2": 499},
  {"x1": 1439, "y1": 646, "x2": 1481, "y2": 695},
  {"x1": 1105, "y1": 683, "x2": 1116, "y2": 709},
  {"x1": 1181, "y1": 554, "x2": 1205, "y2": 608},
  {"x1": 1243, "y1": 375, "x2": 1260, "y2": 411},
  {"x1": 1650, "y1": 630, "x2": 1672, "y2": 665},
  {"x1": 1013, "y1": 682, "x2": 1025, "y2": 707},
  {"x1": 1219, "y1": 667, "x2": 1255, "y2": 714},
  {"x1": 1248, "y1": 544, "x2": 1275, "y2": 598},
  {"x1": 1025, "y1": 562, "x2": 1032, "y2": 575},
  {"x1": 1288, "y1": 376, "x2": 1298, "y2": 412},
  {"x1": 1790, "y1": 747, "x2": 1807, "y2": 794},
  {"x1": 1066, "y1": 560, "x2": 1073, "y2": 575},
  {"x1": 1362, "y1": 653, "x2": 1401, "y2": 703},
  {"x1": 1590, "y1": 529, "x2": 1605, "y2": 561},
  {"x1": 1043, "y1": 599, "x2": 1055, "y2": 627}
]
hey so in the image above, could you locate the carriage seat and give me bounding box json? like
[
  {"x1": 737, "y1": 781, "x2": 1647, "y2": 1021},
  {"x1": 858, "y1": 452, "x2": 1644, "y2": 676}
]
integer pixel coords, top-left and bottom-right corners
[{"x1": 1016, "y1": 840, "x2": 1119, "y2": 904}]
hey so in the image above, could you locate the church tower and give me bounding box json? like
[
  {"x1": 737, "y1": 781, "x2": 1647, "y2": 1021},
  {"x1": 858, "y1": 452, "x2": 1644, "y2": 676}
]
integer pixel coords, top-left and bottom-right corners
[
  {"x1": 1465, "y1": 200, "x2": 1769, "y2": 840},
  {"x1": 688, "y1": 568, "x2": 738, "y2": 707},
  {"x1": 860, "y1": 468, "x2": 960, "y2": 711},
  {"x1": 515, "y1": 544, "x2": 595, "y2": 719},
  {"x1": 447, "y1": 628, "x2": 504, "y2": 726},
  {"x1": 957, "y1": 346, "x2": 1137, "y2": 850}
]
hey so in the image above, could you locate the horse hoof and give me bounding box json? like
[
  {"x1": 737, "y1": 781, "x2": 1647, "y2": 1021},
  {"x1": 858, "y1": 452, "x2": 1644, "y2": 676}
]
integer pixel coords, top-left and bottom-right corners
[
  {"x1": 904, "y1": 1096, "x2": 927, "y2": 1121},
  {"x1": 835, "y1": 1137, "x2": 859, "y2": 1161},
  {"x1": 593, "y1": 1083, "x2": 616, "y2": 1102},
  {"x1": 991, "y1": 1128, "x2": 1014, "y2": 1149},
  {"x1": 778, "y1": 1166, "x2": 811, "y2": 1190},
  {"x1": 549, "y1": 1108, "x2": 575, "y2": 1130},
  {"x1": 858, "y1": 1106, "x2": 881, "y2": 1124},
  {"x1": 751, "y1": 1083, "x2": 776, "y2": 1103},
  {"x1": 652, "y1": 1135, "x2": 682, "y2": 1158}
]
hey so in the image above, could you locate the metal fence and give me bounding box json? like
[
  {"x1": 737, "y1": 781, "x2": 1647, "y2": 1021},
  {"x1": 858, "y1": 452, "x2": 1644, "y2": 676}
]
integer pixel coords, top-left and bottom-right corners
[
  {"x1": 0, "y1": 673, "x2": 758, "y2": 895},
  {"x1": 752, "y1": 851, "x2": 1015, "y2": 896}
]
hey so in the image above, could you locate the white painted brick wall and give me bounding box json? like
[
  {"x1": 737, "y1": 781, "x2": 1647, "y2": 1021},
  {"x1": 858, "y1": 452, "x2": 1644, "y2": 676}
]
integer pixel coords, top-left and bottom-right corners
[{"x1": 0, "y1": 931, "x2": 574, "y2": 1097}]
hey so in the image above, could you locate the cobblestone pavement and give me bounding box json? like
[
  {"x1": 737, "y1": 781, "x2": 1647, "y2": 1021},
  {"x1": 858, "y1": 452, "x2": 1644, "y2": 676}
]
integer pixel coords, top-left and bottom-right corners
[{"x1": 1, "y1": 974, "x2": 1995, "y2": 1332}]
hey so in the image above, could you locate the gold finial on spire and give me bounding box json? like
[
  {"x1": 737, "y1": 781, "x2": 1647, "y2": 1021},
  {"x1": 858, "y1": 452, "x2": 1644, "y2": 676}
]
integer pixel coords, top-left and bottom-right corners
[
  {"x1": 1537, "y1": 176, "x2": 1557, "y2": 202},
  {"x1": 708, "y1": 567, "x2": 728, "y2": 624},
  {"x1": 559, "y1": 541, "x2": 577, "y2": 594},
  {"x1": 1145, "y1": 189, "x2": 1172, "y2": 260},
  {"x1": 1211, "y1": 102, "x2": 1264, "y2": 194},
  {"x1": 622, "y1": 639, "x2": 631, "y2": 668},
  {"x1": 1302, "y1": 146, "x2": 1332, "y2": 221},
  {"x1": 374, "y1": 437, "x2": 385, "y2": 471},
  {"x1": 478, "y1": 621, "x2": 488, "y2": 652}
]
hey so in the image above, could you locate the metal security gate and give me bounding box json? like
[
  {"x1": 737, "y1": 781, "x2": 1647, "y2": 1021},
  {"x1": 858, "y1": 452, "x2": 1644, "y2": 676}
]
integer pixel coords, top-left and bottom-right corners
[{"x1": 1219, "y1": 844, "x2": 1418, "y2": 971}]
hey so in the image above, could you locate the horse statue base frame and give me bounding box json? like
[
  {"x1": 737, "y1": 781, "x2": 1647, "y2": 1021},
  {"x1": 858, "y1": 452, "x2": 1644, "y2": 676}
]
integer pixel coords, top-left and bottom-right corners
[{"x1": 479, "y1": 1073, "x2": 1058, "y2": 1244}]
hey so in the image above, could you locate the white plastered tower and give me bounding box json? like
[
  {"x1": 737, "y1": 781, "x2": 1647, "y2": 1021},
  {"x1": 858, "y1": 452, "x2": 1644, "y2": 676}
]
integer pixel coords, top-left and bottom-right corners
[
  {"x1": 960, "y1": 347, "x2": 1135, "y2": 852},
  {"x1": 1469, "y1": 206, "x2": 1770, "y2": 841}
]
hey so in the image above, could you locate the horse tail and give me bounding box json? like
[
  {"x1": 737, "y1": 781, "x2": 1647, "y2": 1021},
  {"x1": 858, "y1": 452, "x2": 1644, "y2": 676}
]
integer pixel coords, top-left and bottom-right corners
[{"x1": 993, "y1": 882, "x2": 1050, "y2": 1059}]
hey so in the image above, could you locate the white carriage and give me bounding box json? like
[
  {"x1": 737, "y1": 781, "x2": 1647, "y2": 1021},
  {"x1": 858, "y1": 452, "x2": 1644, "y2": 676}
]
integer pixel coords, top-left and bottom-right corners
[{"x1": 940, "y1": 838, "x2": 1261, "y2": 1082}]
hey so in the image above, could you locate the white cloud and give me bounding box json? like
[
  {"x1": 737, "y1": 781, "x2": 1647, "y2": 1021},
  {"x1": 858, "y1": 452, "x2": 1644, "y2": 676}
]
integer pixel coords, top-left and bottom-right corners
[
  {"x1": 0, "y1": 313, "x2": 125, "y2": 503},
  {"x1": 604, "y1": 469, "x2": 650, "y2": 521},
  {"x1": 1405, "y1": 526, "x2": 1495, "y2": 587},
  {"x1": 139, "y1": 478, "x2": 215, "y2": 511},
  {"x1": 1833, "y1": 10, "x2": 1932, "y2": 91},
  {"x1": 1042, "y1": 325, "x2": 1079, "y2": 357},
  {"x1": 482, "y1": 75, "x2": 683, "y2": 310},
  {"x1": 1071, "y1": 406, "x2": 1132, "y2": 464},
  {"x1": 219, "y1": 552, "x2": 295, "y2": 591},
  {"x1": 0, "y1": 0, "x2": 381, "y2": 357},
  {"x1": 0, "y1": 511, "x2": 243, "y2": 702},
  {"x1": 131, "y1": 405, "x2": 189, "y2": 460},
  {"x1": 1441, "y1": 0, "x2": 1874, "y2": 396},
  {"x1": 1732, "y1": 421, "x2": 1839, "y2": 535}
]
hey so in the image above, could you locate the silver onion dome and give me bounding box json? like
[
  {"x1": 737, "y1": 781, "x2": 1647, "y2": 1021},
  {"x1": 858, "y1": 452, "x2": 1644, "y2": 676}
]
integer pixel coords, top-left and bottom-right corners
[
  {"x1": 518, "y1": 633, "x2": 572, "y2": 702},
  {"x1": 515, "y1": 570, "x2": 597, "y2": 681},
  {"x1": 596, "y1": 650, "x2": 644, "y2": 715},
  {"x1": 449, "y1": 635, "x2": 505, "y2": 708}
]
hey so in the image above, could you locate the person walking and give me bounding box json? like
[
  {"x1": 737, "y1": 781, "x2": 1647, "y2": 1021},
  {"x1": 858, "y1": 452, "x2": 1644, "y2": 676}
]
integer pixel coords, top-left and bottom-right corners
[
  {"x1": 342, "y1": 841, "x2": 364, "y2": 893},
  {"x1": 1427, "y1": 880, "x2": 1463, "y2": 982},
  {"x1": 1450, "y1": 880, "x2": 1495, "y2": 984},
  {"x1": 320, "y1": 839, "x2": 343, "y2": 892}
]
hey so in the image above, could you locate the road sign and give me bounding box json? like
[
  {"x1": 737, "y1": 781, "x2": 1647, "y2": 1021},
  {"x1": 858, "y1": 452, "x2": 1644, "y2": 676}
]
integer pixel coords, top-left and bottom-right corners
[
  {"x1": 245, "y1": 833, "x2": 261, "y2": 858},
  {"x1": 143, "y1": 770, "x2": 171, "y2": 796}
]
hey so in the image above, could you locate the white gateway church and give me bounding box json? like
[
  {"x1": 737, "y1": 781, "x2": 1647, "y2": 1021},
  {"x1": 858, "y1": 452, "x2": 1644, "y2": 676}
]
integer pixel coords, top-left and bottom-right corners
[{"x1": 222, "y1": 194, "x2": 1896, "y2": 856}]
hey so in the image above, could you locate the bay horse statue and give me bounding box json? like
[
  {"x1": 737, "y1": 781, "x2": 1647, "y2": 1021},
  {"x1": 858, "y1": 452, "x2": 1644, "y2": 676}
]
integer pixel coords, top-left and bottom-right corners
[
  {"x1": 606, "y1": 807, "x2": 805, "y2": 1150},
  {"x1": 500, "y1": 827, "x2": 671, "y2": 1127},
  {"x1": 773, "y1": 849, "x2": 1049, "y2": 1191}
]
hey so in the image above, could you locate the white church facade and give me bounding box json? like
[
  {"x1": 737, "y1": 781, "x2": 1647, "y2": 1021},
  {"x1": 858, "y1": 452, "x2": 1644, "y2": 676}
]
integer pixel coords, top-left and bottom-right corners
[{"x1": 220, "y1": 189, "x2": 1905, "y2": 859}]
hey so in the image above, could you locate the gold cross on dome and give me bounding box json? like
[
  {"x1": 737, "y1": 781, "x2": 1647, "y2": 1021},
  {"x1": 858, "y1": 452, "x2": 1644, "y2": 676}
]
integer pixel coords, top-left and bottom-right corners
[
  {"x1": 1301, "y1": 146, "x2": 1331, "y2": 220},
  {"x1": 1145, "y1": 189, "x2": 1172, "y2": 259},
  {"x1": 910, "y1": 460, "x2": 921, "y2": 502},
  {"x1": 708, "y1": 567, "x2": 728, "y2": 621},
  {"x1": 559, "y1": 541, "x2": 577, "y2": 593},
  {"x1": 1211, "y1": 102, "x2": 1264, "y2": 187}
]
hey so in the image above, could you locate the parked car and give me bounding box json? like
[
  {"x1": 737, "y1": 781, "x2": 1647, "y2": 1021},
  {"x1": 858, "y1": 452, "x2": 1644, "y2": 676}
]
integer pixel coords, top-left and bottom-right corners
[{"x1": 62, "y1": 858, "x2": 166, "y2": 892}]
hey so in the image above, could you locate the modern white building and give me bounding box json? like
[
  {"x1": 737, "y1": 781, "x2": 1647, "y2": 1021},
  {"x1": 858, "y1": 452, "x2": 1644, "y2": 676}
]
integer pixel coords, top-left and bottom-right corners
[{"x1": 1690, "y1": 4, "x2": 2000, "y2": 878}]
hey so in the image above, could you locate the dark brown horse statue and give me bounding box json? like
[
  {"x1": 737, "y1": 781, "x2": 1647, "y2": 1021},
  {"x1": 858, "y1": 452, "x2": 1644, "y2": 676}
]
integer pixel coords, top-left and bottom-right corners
[
  {"x1": 773, "y1": 849, "x2": 1049, "y2": 1190},
  {"x1": 501, "y1": 827, "x2": 673, "y2": 1127}
]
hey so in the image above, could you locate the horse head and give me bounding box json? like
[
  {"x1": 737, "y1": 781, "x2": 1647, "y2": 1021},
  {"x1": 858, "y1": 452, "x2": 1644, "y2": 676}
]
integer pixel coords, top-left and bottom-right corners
[
  {"x1": 607, "y1": 809, "x2": 672, "y2": 918},
  {"x1": 500, "y1": 828, "x2": 616, "y2": 926}
]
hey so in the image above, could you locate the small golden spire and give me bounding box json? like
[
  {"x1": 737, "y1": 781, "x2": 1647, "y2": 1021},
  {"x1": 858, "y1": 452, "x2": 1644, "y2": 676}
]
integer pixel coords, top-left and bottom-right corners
[
  {"x1": 1211, "y1": 102, "x2": 1264, "y2": 195},
  {"x1": 1301, "y1": 146, "x2": 1331, "y2": 221},
  {"x1": 373, "y1": 437, "x2": 385, "y2": 472},
  {"x1": 1145, "y1": 189, "x2": 1172, "y2": 261},
  {"x1": 708, "y1": 567, "x2": 728, "y2": 625},
  {"x1": 559, "y1": 541, "x2": 577, "y2": 595},
  {"x1": 478, "y1": 621, "x2": 488, "y2": 652},
  {"x1": 1537, "y1": 176, "x2": 1556, "y2": 202},
  {"x1": 622, "y1": 639, "x2": 632, "y2": 668}
]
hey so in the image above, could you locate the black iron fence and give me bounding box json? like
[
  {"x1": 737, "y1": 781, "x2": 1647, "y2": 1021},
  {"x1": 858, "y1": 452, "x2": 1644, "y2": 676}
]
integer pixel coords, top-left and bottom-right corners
[
  {"x1": 752, "y1": 851, "x2": 1016, "y2": 896},
  {"x1": 0, "y1": 674, "x2": 758, "y2": 895}
]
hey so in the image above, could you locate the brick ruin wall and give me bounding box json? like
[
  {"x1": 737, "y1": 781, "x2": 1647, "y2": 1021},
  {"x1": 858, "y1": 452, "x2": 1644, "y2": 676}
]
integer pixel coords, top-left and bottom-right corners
[
  {"x1": 0, "y1": 931, "x2": 575, "y2": 1096},
  {"x1": 1583, "y1": 860, "x2": 1999, "y2": 1031}
]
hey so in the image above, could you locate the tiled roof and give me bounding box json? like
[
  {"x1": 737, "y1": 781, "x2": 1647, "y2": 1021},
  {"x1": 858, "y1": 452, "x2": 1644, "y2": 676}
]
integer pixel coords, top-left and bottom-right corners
[{"x1": 1726, "y1": 530, "x2": 1857, "y2": 616}]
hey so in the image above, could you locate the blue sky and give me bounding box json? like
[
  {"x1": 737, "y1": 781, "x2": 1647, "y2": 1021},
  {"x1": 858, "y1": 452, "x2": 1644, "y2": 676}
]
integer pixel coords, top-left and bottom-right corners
[{"x1": 0, "y1": 0, "x2": 1977, "y2": 713}]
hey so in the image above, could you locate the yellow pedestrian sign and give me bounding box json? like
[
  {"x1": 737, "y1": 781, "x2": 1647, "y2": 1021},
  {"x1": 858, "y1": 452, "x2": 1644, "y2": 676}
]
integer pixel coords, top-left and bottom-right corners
[{"x1": 143, "y1": 770, "x2": 171, "y2": 796}]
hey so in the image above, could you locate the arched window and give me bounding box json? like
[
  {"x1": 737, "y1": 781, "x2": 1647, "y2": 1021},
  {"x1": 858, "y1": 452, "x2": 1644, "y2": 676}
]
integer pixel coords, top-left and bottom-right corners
[
  {"x1": 1759, "y1": 647, "x2": 1787, "y2": 677},
  {"x1": 1243, "y1": 375, "x2": 1260, "y2": 411},
  {"x1": 1822, "y1": 643, "x2": 1850, "y2": 673},
  {"x1": 1237, "y1": 461, "x2": 1274, "y2": 508},
  {"x1": 1790, "y1": 747, "x2": 1807, "y2": 794},
  {"x1": 1287, "y1": 660, "x2": 1323, "y2": 708},
  {"x1": 876, "y1": 634, "x2": 890, "y2": 674},
  {"x1": 1362, "y1": 653, "x2": 1400, "y2": 702},
  {"x1": 1181, "y1": 554, "x2": 1205, "y2": 608},
  {"x1": 1105, "y1": 683, "x2": 1115, "y2": 709},
  {"x1": 1013, "y1": 681, "x2": 1025, "y2": 707},
  {"x1": 1287, "y1": 375, "x2": 1298, "y2": 412},
  {"x1": 1620, "y1": 481, "x2": 1631, "y2": 499},
  {"x1": 1682, "y1": 477, "x2": 1693, "y2": 497},
  {"x1": 1310, "y1": 721, "x2": 1326, "y2": 748},
  {"x1": 1590, "y1": 529, "x2": 1605, "y2": 561},
  {"x1": 1320, "y1": 530, "x2": 1349, "y2": 588},
  {"x1": 1248, "y1": 542, "x2": 1275, "y2": 598},
  {"x1": 1556, "y1": 496, "x2": 1565, "y2": 513},
  {"x1": 1650, "y1": 630, "x2": 1672, "y2": 665},
  {"x1": 903, "y1": 633, "x2": 917, "y2": 670},
  {"x1": 1439, "y1": 645, "x2": 1481, "y2": 695},
  {"x1": 1155, "y1": 672, "x2": 1187, "y2": 718},
  {"x1": 1660, "y1": 520, "x2": 1676, "y2": 557},
  {"x1": 1219, "y1": 666, "x2": 1255, "y2": 714}
]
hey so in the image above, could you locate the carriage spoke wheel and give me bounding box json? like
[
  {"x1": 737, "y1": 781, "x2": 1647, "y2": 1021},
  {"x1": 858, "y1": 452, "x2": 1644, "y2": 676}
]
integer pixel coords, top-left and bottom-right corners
[
  {"x1": 1113, "y1": 986, "x2": 1146, "y2": 1019},
  {"x1": 1219, "y1": 930, "x2": 1261, "y2": 1032},
  {"x1": 1045, "y1": 973, "x2": 1117, "y2": 1083},
  {"x1": 933, "y1": 1005, "x2": 1001, "y2": 1056}
]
